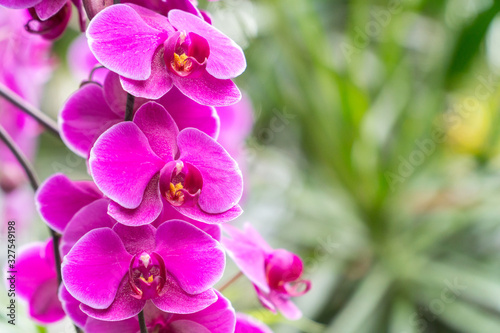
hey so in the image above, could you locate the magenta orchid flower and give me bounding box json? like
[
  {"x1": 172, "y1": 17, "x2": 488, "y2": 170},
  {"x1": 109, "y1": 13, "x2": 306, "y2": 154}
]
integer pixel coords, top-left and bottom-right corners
[
  {"x1": 62, "y1": 220, "x2": 225, "y2": 321},
  {"x1": 74, "y1": 291, "x2": 235, "y2": 332},
  {"x1": 235, "y1": 313, "x2": 273, "y2": 333},
  {"x1": 87, "y1": 4, "x2": 245, "y2": 105},
  {"x1": 25, "y1": 3, "x2": 72, "y2": 40},
  {"x1": 223, "y1": 223, "x2": 311, "y2": 320},
  {"x1": 55, "y1": 199, "x2": 222, "y2": 330},
  {"x1": 0, "y1": 0, "x2": 85, "y2": 34},
  {"x1": 71, "y1": 0, "x2": 208, "y2": 80},
  {"x1": 89, "y1": 101, "x2": 243, "y2": 226},
  {"x1": 59, "y1": 70, "x2": 219, "y2": 158},
  {"x1": 5, "y1": 239, "x2": 65, "y2": 323}
]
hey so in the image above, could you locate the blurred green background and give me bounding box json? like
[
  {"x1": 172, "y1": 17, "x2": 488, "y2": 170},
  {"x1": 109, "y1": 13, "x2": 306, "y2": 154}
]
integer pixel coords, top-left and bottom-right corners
[{"x1": 10, "y1": 0, "x2": 500, "y2": 332}]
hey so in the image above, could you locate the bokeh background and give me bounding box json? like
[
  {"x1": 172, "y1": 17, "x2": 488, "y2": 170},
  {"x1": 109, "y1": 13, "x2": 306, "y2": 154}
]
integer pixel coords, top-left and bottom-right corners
[{"x1": 4, "y1": 0, "x2": 500, "y2": 332}]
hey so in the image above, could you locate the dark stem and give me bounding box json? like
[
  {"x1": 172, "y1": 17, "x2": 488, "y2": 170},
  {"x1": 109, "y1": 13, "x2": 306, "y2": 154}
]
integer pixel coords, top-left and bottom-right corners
[
  {"x1": 0, "y1": 125, "x2": 39, "y2": 190},
  {"x1": 113, "y1": 0, "x2": 120, "y2": 4},
  {"x1": 88, "y1": 65, "x2": 105, "y2": 81},
  {"x1": 0, "y1": 124, "x2": 63, "y2": 284},
  {"x1": 218, "y1": 271, "x2": 243, "y2": 292},
  {"x1": 50, "y1": 231, "x2": 63, "y2": 284},
  {"x1": 125, "y1": 93, "x2": 135, "y2": 121},
  {"x1": 138, "y1": 310, "x2": 148, "y2": 333},
  {"x1": 0, "y1": 82, "x2": 59, "y2": 138}
]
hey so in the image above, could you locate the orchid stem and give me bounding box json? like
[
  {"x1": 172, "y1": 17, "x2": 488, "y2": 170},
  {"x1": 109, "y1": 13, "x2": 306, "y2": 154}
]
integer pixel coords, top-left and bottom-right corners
[
  {"x1": 125, "y1": 93, "x2": 135, "y2": 121},
  {"x1": 219, "y1": 271, "x2": 244, "y2": 292},
  {"x1": 0, "y1": 124, "x2": 62, "y2": 283},
  {"x1": 0, "y1": 82, "x2": 59, "y2": 138},
  {"x1": 138, "y1": 310, "x2": 148, "y2": 333},
  {"x1": 0, "y1": 124, "x2": 39, "y2": 191}
]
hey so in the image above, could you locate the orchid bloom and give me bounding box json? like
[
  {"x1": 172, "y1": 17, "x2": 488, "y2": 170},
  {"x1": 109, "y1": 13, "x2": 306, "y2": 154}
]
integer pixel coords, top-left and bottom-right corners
[
  {"x1": 59, "y1": 70, "x2": 219, "y2": 158},
  {"x1": 0, "y1": 0, "x2": 85, "y2": 37},
  {"x1": 223, "y1": 223, "x2": 311, "y2": 320},
  {"x1": 87, "y1": 4, "x2": 245, "y2": 105},
  {"x1": 6, "y1": 239, "x2": 64, "y2": 323},
  {"x1": 25, "y1": 2, "x2": 71, "y2": 40},
  {"x1": 89, "y1": 101, "x2": 243, "y2": 226},
  {"x1": 62, "y1": 220, "x2": 225, "y2": 321}
]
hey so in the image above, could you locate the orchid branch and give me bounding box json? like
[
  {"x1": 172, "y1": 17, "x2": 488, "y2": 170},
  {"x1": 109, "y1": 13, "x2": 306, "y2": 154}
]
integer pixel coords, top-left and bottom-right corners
[
  {"x1": 0, "y1": 82, "x2": 59, "y2": 138},
  {"x1": 218, "y1": 271, "x2": 243, "y2": 292},
  {"x1": 0, "y1": 124, "x2": 62, "y2": 282},
  {"x1": 138, "y1": 310, "x2": 148, "y2": 333},
  {"x1": 125, "y1": 93, "x2": 135, "y2": 121}
]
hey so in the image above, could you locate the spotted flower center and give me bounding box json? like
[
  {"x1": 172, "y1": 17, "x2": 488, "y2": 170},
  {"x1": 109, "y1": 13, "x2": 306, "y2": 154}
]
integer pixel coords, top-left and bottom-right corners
[
  {"x1": 160, "y1": 161, "x2": 203, "y2": 207},
  {"x1": 128, "y1": 252, "x2": 166, "y2": 300},
  {"x1": 166, "y1": 182, "x2": 184, "y2": 204},
  {"x1": 167, "y1": 31, "x2": 209, "y2": 77},
  {"x1": 172, "y1": 52, "x2": 193, "y2": 73}
]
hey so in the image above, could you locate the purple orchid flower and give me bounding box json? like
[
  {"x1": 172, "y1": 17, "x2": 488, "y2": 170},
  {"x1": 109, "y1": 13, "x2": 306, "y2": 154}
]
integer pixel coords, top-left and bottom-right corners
[
  {"x1": 5, "y1": 239, "x2": 65, "y2": 323},
  {"x1": 53, "y1": 196, "x2": 222, "y2": 330},
  {"x1": 62, "y1": 220, "x2": 225, "y2": 321},
  {"x1": 235, "y1": 313, "x2": 273, "y2": 333},
  {"x1": 89, "y1": 101, "x2": 243, "y2": 226},
  {"x1": 0, "y1": 0, "x2": 86, "y2": 33},
  {"x1": 65, "y1": 290, "x2": 235, "y2": 332},
  {"x1": 59, "y1": 70, "x2": 219, "y2": 158},
  {"x1": 25, "y1": 2, "x2": 72, "y2": 40},
  {"x1": 223, "y1": 223, "x2": 311, "y2": 320},
  {"x1": 87, "y1": 4, "x2": 246, "y2": 105}
]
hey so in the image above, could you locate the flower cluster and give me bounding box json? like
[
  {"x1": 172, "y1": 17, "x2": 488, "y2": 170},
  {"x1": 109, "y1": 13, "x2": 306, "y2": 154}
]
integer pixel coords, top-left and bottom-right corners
[{"x1": 1, "y1": 0, "x2": 311, "y2": 332}]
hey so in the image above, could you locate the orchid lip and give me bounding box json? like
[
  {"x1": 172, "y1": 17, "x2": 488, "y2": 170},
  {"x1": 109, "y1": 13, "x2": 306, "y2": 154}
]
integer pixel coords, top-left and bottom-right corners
[
  {"x1": 128, "y1": 251, "x2": 166, "y2": 300},
  {"x1": 166, "y1": 31, "x2": 209, "y2": 77},
  {"x1": 160, "y1": 160, "x2": 203, "y2": 208}
]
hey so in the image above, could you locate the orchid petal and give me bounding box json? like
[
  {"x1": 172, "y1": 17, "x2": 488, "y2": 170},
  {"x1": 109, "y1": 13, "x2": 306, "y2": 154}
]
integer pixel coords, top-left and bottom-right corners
[
  {"x1": 62, "y1": 228, "x2": 132, "y2": 309},
  {"x1": 89, "y1": 122, "x2": 165, "y2": 209},
  {"x1": 178, "y1": 128, "x2": 243, "y2": 214},
  {"x1": 155, "y1": 220, "x2": 225, "y2": 294}
]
